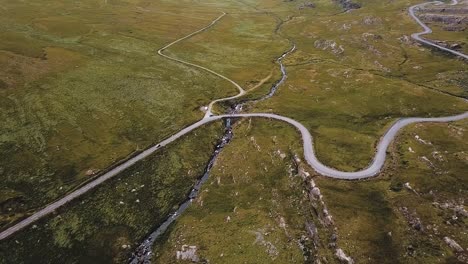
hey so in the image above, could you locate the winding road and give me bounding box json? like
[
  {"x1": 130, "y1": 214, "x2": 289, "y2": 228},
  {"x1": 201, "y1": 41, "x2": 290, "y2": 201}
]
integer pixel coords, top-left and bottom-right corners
[
  {"x1": 1, "y1": 1, "x2": 467, "y2": 241},
  {"x1": 157, "y1": 12, "x2": 246, "y2": 118},
  {"x1": 409, "y1": 0, "x2": 468, "y2": 59}
]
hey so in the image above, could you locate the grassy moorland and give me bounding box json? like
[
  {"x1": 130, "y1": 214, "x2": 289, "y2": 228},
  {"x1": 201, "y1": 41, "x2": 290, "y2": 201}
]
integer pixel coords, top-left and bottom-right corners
[
  {"x1": 152, "y1": 118, "x2": 467, "y2": 263},
  {"x1": 0, "y1": 0, "x2": 467, "y2": 263},
  {"x1": 248, "y1": 0, "x2": 468, "y2": 171},
  {"x1": 153, "y1": 119, "x2": 330, "y2": 263},
  {"x1": 0, "y1": 0, "x2": 291, "y2": 227},
  {"x1": 0, "y1": 0, "x2": 227, "y2": 226},
  {"x1": 150, "y1": 0, "x2": 468, "y2": 263},
  {"x1": 316, "y1": 119, "x2": 468, "y2": 263},
  {"x1": 417, "y1": 1, "x2": 468, "y2": 54},
  {"x1": 166, "y1": 11, "x2": 289, "y2": 91},
  {"x1": 0, "y1": 122, "x2": 224, "y2": 264},
  {"x1": 424, "y1": 25, "x2": 468, "y2": 55}
]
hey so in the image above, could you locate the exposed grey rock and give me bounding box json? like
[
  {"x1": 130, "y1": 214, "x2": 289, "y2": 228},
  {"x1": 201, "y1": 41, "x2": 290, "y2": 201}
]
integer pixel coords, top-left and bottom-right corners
[
  {"x1": 335, "y1": 248, "x2": 354, "y2": 264},
  {"x1": 299, "y1": 1, "x2": 316, "y2": 9},
  {"x1": 443, "y1": 237, "x2": 464, "y2": 253},
  {"x1": 252, "y1": 230, "x2": 279, "y2": 259},
  {"x1": 311, "y1": 187, "x2": 321, "y2": 198},
  {"x1": 399, "y1": 207, "x2": 424, "y2": 231},
  {"x1": 420, "y1": 8, "x2": 468, "y2": 15},
  {"x1": 331, "y1": 233, "x2": 338, "y2": 242},
  {"x1": 363, "y1": 16, "x2": 382, "y2": 25},
  {"x1": 176, "y1": 245, "x2": 200, "y2": 262},
  {"x1": 419, "y1": 14, "x2": 467, "y2": 25},
  {"x1": 334, "y1": 0, "x2": 361, "y2": 11},
  {"x1": 314, "y1": 39, "x2": 345, "y2": 55}
]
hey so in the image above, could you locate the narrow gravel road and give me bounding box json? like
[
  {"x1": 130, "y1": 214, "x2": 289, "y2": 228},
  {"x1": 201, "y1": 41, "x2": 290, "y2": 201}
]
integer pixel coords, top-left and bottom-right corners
[{"x1": 1, "y1": 4, "x2": 467, "y2": 241}]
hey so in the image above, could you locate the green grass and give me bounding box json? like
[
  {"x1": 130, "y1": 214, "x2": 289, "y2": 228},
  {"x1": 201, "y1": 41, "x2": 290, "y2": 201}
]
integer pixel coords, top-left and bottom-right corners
[
  {"x1": 0, "y1": 122, "x2": 224, "y2": 264},
  {"x1": 153, "y1": 119, "x2": 323, "y2": 263},
  {"x1": 167, "y1": 11, "x2": 289, "y2": 91},
  {"x1": 1, "y1": 0, "x2": 467, "y2": 263},
  {"x1": 316, "y1": 119, "x2": 468, "y2": 263},
  {"x1": 0, "y1": 0, "x2": 293, "y2": 226},
  {"x1": 425, "y1": 24, "x2": 468, "y2": 54},
  {"x1": 249, "y1": 0, "x2": 468, "y2": 171},
  {"x1": 416, "y1": 1, "x2": 468, "y2": 55}
]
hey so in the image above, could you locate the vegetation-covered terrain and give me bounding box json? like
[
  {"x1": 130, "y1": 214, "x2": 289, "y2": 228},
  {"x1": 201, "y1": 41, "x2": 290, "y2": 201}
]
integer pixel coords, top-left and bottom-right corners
[
  {"x1": 0, "y1": 0, "x2": 284, "y2": 227},
  {"x1": 152, "y1": 118, "x2": 468, "y2": 263},
  {"x1": 0, "y1": 122, "x2": 224, "y2": 263},
  {"x1": 316, "y1": 119, "x2": 468, "y2": 263},
  {"x1": 249, "y1": 0, "x2": 468, "y2": 171},
  {"x1": 0, "y1": 0, "x2": 466, "y2": 263},
  {"x1": 153, "y1": 119, "x2": 315, "y2": 263}
]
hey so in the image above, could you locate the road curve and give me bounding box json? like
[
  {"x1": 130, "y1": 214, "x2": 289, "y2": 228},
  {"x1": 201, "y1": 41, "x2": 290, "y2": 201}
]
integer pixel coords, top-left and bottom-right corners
[
  {"x1": 1, "y1": 110, "x2": 467, "y2": 240},
  {"x1": 1, "y1": 8, "x2": 468, "y2": 241},
  {"x1": 157, "y1": 12, "x2": 246, "y2": 118},
  {"x1": 217, "y1": 112, "x2": 468, "y2": 179},
  {"x1": 409, "y1": 0, "x2": 468, "y2": 60}
]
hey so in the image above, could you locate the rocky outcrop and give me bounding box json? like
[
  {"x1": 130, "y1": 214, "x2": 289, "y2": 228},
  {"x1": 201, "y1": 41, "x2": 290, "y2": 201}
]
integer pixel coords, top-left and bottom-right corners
[
  {"x1": 362, "y1": 16, "x2": 382, "y2": 26},
  {"x1": 333, "y1": 0, "x2": 361, "y2": 11},
  {"x1": 335, "y1": 248, "x2": 354, "y2": 264},
  {"x1": 420, "y1": 14, "x2": 467, "y2": 24},
  {"x1": 443, "y1": 237, "x2": 464, "y2": 253},
  {"x1": 314, "y1": 39, "x2": 345, "y2": 55},
  {"x1": 420, "y1": 14, "x2": 467, "y2": 31},
  {"x1": 431, "y1": 40, "x2": 465, "y2": 51},
  {"x1": 252, "y1": 230, "x2": 279, "y2": 259},
  {"x1": 299, "y1": 1, "x2": 316, "y2": 9},
  {"x1": 420, "y1": 8, "x2": 468, "y2": 15},
  {"x1": 176, "y1": 245, "x2": 200, "y2": 262},
  {"x1": 399, "y1": 207, "x2": 424, "y2": 231},
  {"x1": 433, "y1": 201, "x2": 468, "y2": 218}
]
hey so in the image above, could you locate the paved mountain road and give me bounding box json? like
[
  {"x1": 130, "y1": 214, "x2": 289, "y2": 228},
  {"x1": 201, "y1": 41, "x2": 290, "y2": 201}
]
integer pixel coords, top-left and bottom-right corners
[
  {"x1": 1, "y1": 1, "x2": 467, "y2": 241},
  {"x1": 409, "y1": 0, "x2": 468, "y2": 59},
  {"x1": 157, "y1": 12, "x2": 246, "y2": 118}
]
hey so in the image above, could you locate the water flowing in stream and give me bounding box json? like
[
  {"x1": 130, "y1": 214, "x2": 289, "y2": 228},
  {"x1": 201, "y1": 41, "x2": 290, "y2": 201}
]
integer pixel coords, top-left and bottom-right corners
[{"x1": 129, "y1": 44, "x2": 295, "y2": 263}]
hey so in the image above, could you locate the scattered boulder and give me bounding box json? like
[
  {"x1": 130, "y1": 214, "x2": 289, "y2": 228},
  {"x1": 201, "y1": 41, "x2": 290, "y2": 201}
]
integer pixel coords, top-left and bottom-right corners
[
  {"x1": 310, "y1": 187, "x2": 321, "y2": 199},
  {"x1": 314, "y1": 39, "x2": 345, "y2": 55},
  {"x1": 85, "y1": 169, "x2": 99, "y2": 176},
  {"x1": 398, "y1": 35, "x2": 412, "y2": 45},
  {"x1": 176, "y1": 245, "x2": 200, "y2": 262},
  {"x1": 363, "y1": 16, "x2": 382, "y2": 26},
  {"x1": 334, "y1": 0, "x2": 361, "y2": 11},
  {"x1": 399, "y1": 207, "x2": 424, "y2": 231},
  {"x1": 299, "y1": 1, "x2": 316, "y2": 9},
  {"x1": 443, "y1": 237, "x2": 464, "y2": 253},
  {"x1": 450, "y1": 43, "x2": 462, "y2": 49},
  {"x1": 306, "y1": 221, "x2": 319, "y2": 241},
  {"x1": 362, "y1": 32, "x2": 383, "y2": 41},
  {"x1": 335, "y1": 248, "x2": 354, "y2": 264},
  {"x1": 252, "y1": 230, "x2": 279, "y2": 259}
]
